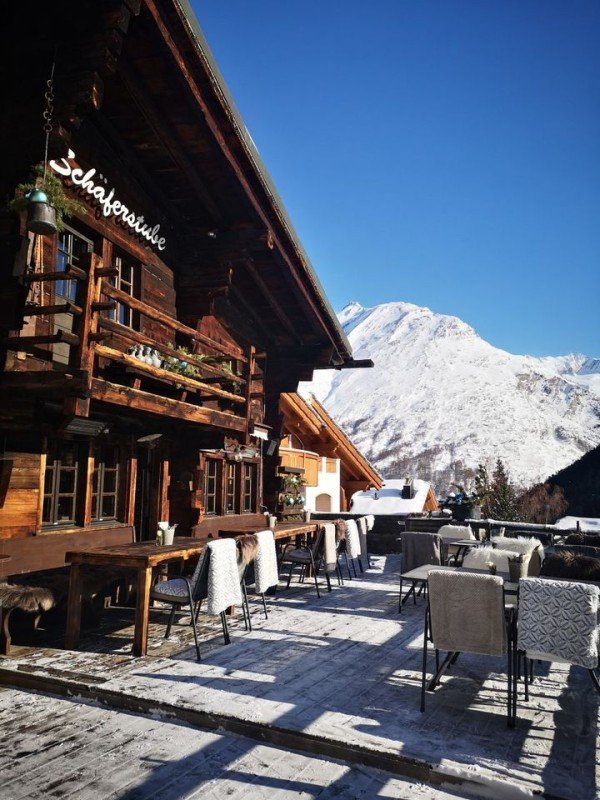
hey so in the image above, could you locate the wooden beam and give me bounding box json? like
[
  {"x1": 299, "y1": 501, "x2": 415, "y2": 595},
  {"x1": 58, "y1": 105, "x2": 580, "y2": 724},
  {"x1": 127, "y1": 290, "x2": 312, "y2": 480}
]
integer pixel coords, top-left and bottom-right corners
[
  {"x1": 101, "y1": 281, "x2": 246, "y2": 361},
  {"x1": 95, "y1": 344, "x2": 245, "y2": 403},
  {"x1": 22, "y1": 264, "x2": 87, "y2": 282},
  {"x1": 6, "y1": 331, "x2": 80, "y2": 348},
  {"x1": 91, "y1": 378, "x2": 247, "y2": 431},
  {"x1": 23, "y1": 302, "x2": 83, "y2": 317}
]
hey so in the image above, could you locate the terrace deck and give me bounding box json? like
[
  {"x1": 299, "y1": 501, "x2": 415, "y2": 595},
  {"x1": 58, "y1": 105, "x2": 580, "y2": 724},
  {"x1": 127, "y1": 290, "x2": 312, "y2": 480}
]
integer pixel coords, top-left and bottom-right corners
[{"x1": 0, "y1": 555, "x2": 597, "y2": 800}]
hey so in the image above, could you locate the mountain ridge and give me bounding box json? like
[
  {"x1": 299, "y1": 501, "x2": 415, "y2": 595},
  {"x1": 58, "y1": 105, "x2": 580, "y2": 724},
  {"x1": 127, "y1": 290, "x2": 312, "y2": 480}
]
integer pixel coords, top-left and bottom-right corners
[{"x1": 303, "y1": 300, "x2": 600, "y2": 491}]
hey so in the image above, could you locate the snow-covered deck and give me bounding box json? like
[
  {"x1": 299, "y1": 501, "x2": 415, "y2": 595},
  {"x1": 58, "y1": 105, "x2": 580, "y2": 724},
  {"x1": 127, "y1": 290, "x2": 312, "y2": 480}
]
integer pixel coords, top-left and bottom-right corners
[{"x1": 0, "y1": 556, "x2": 597, "y2": 800}]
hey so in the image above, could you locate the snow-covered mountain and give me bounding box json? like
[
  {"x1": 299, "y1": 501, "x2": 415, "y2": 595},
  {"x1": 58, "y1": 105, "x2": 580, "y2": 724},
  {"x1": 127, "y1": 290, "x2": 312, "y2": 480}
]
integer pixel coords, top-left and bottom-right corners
[{"x1": 302, "y1": 301, "x2": 600, "y2": 492}]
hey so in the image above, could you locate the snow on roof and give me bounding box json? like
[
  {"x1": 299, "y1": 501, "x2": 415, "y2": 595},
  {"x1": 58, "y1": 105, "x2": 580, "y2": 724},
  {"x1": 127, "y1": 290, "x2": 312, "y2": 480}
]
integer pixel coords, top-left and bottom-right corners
[
  {"x1": 555, "y1": 516, "x2": 600, "y2": 533},
  {"x1": 350, "y1": 479, "x2": 431, "y2": 515}
]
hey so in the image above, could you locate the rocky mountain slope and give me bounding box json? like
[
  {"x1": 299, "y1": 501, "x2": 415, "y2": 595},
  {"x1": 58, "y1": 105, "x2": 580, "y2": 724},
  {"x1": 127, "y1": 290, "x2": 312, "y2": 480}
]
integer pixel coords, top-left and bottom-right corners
[{"x1": 302, "y1": 301, "x2": 600, "y2": 492}]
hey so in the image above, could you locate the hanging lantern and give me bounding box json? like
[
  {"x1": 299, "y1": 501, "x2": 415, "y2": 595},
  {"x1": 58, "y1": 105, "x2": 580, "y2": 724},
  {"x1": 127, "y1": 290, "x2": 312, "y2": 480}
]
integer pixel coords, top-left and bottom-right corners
[{"x1": 26, "y1": 189, "x2": 57, "y2": 235}]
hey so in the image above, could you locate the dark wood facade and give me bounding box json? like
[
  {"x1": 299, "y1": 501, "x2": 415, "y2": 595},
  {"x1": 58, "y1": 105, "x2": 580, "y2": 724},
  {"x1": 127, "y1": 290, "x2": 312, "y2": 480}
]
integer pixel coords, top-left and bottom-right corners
[{"x1": 0, "y1": 0, "x2": 355, "y2": 575}]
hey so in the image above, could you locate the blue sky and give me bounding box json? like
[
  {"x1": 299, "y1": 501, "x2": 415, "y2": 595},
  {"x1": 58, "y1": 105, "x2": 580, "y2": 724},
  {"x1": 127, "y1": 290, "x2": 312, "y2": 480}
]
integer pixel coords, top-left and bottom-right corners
[{"x1": 192, "y1": 0, "x2": 599, "y2": 357}]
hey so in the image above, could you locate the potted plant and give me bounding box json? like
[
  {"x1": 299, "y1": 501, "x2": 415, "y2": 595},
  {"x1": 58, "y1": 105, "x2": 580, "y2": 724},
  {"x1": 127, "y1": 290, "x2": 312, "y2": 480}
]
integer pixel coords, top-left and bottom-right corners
[{"x1": 8, "y1": 163, "x2": 84, "y2": 235}]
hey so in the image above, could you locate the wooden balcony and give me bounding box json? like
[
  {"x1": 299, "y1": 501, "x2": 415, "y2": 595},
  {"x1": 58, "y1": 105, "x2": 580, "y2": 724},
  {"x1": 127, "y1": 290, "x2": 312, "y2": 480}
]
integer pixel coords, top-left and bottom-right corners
[{"x1": 5, "y1": 254, "x2": 257, "y2": 434}]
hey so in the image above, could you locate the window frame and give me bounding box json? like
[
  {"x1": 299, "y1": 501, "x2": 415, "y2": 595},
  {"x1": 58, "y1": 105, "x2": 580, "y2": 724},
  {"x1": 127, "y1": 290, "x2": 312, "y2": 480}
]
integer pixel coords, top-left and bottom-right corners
[
  {"x1": 91, "y1": 443, "x2": 122, "y2": 524},
  {"x1": 224, "y1": 460, "x2": 238, "y2": 515},
  {"x1": 242, "y1": 462, "x2": 258, "y2": 514},
  {"x1": 203, "y1": 457, "x2": 221, "y2": 516},
  {"x1": 42, "y1": 440, "x2": 82, "y2": 528},
  {"x1": 107, "y1": 250, "x2": 140, "y2": 330}
]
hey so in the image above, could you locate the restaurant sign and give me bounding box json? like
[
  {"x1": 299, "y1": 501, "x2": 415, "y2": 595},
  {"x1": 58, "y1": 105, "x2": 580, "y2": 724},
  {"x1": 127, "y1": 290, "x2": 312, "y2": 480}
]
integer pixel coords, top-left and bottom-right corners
[{"x1": 49, "y1": 150, "x2": 166, "y2": 251}]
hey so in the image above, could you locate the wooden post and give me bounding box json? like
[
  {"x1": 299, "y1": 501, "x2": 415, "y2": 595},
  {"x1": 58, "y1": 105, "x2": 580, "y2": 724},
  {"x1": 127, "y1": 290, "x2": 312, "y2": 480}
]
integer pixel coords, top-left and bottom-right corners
[
  {"x1": 65, "y1": 252, "x2": 102, "y2": 418},
  {"x1": 245, "y1": 344, "x2": 255, "y2": 443},
  {"x1": 64, "y1": 565, "x2": 83, "y2": 650},
  {"x1": 133, "y1": 567, "x2": 153, "y2": 657}
]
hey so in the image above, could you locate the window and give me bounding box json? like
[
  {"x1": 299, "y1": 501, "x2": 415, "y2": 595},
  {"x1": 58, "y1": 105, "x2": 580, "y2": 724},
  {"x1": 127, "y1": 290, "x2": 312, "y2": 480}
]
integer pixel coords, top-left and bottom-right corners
[
  {"x1": 204, "y1": 459, "x2": 220, "y2": 516},
  {"x1": 42, "y1": 441, "x2": 81, "y2": 526},
  {"x1": 91, "y1": 444, "x2": 121, "y2": 522},
  {"x1": 108, "y1": 251, "x2": 139, "y2": 329},
  {"x1": 242, "y1": 463, "x2": 257, "y2": 513},
  {"x1": 56, "y1": 225, "x2": 93, "y2": 302},
  {"x1": 225, "y1": 461, "x2": 237, "y2": 514}
]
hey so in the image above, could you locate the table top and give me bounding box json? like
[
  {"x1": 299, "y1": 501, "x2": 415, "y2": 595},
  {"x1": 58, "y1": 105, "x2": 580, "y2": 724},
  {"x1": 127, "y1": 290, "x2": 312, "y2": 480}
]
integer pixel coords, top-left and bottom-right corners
[
  {"x1": 218, "y1": 522, "x2": 319, "y2": 541},
  {"x1": 66, "y1": 537, "x2": 204, "y2": 569},
  {"x1": 401, "y1": 563, "x2": 518, "y2": 593}
]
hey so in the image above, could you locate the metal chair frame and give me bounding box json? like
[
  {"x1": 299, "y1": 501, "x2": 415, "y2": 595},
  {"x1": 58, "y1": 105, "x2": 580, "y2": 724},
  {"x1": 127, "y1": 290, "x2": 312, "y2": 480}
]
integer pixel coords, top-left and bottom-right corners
[{"x1": 420, "y1": 580, "x2": 516, "y2": 728}]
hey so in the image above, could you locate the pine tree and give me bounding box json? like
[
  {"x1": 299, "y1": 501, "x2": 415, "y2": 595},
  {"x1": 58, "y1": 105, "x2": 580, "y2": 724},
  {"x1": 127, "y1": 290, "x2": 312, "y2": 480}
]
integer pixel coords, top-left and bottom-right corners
[
  {"x1": 474, "y1": 463, "x2": 492, "y2": 517},
  {"x1": 489, "y1": 459, "x2": 519, "y2": 521}
]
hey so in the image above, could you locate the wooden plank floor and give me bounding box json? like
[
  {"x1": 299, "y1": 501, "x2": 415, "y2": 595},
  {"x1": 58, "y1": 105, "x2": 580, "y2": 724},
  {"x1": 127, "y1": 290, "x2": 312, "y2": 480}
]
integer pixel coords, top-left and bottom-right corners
[
  {"x1": 0, "y1": 688, "x2": 471, "y2": 800},
  {"x1": 1, "y1": 556, "x2": 598, "y2": 800}
]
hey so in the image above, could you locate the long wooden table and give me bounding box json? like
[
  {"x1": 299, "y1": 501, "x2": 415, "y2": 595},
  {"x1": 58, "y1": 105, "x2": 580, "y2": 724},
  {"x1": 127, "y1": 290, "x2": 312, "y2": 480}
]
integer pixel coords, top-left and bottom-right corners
[
  {"x1": 65, "y1": 538, "x2": 205, "y2": 657},
  {"x1": 217, "y1": 522, "x2": 319, "y2": 542}
]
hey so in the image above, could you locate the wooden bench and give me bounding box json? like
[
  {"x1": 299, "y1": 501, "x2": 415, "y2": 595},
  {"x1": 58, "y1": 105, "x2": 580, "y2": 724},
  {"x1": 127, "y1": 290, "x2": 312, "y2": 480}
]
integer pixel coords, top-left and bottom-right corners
[{"x1": 0, "y1": 567, "x2": 131, "y2": 655}]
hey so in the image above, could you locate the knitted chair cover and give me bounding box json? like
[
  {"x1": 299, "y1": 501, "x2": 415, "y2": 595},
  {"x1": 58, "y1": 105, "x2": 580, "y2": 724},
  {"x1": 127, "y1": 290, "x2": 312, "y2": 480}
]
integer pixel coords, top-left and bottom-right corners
[
  {"x1": 428, "y1": 570, "x2": 507, "y2": 656},
  {"x1": 517, "y1": 577, "x2": 600, "y2": 668}
]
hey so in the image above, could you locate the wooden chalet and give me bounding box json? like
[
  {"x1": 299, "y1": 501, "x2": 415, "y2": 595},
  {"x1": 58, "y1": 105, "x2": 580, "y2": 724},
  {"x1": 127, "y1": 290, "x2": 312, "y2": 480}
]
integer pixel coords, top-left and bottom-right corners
[
  {"x1": 279, "y1": 393, "x2": 382, "y2": 513},
  {"x1": 0, "y1": 0, "x2": 363, "y2": 577}
]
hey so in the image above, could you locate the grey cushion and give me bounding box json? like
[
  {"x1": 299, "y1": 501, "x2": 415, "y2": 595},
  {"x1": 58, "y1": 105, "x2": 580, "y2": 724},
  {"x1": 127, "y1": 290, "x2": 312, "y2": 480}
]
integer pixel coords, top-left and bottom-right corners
[
  {"x1": 281, "y1": 548, "x2": 311, "y2": 564},
  {"x1": 151, "y1": 578, "x2": 190, "y2": 604}
]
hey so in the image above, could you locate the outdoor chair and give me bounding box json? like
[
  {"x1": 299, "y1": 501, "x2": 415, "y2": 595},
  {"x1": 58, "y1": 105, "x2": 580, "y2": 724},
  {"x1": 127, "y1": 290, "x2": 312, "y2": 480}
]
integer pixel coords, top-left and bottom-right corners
[
  {"x1": 462, "y1": 545, "x2": 520, "y2": 574},
  {"x1": 554, "y1": 543, "x2": 600, "y2": 560},
  {"x1": 437, "y1": 524, "x2": 475, "y2": 565},
  {"x1": 356, "y1": 516, "x2": 372, "y2": 571},
  {"x1": 516, "y1": 577, "x2": 600, "y2": 711},
  {"x1": 491, "y1": 536, "x2": 544, "y2": 576},
  {"x1": 151, "y1": 539, "x2": 242, "y2": 661},
  {"x1": 398, "y1": 531, "x2": 442, "y2": 612},
  {"x1": 421, "y1": 569, "x2": 515, "y2": 727},
  {"x1": 279, "y1": 526, "x2": 330, "y2": 598},
  {"x1": 539, "y1": 551, "x2": 600, "y2": 583},
  {"x1": 344, "y1": 519, "x2": 362, "y2": 577}
]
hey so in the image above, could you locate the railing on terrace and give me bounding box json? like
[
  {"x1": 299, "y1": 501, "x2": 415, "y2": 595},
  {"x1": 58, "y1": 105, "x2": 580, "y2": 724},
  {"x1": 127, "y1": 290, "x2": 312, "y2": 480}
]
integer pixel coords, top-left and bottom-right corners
[{"x1": 6, "y1": 253, "x2": 254, "y2": 428}]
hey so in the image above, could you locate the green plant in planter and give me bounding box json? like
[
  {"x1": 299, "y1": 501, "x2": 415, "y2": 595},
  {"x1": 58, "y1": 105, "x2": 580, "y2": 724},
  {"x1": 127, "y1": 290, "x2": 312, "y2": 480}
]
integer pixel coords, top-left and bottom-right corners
[{"x1": 8, "y1": 163, "x2": 84, "y2": 232}]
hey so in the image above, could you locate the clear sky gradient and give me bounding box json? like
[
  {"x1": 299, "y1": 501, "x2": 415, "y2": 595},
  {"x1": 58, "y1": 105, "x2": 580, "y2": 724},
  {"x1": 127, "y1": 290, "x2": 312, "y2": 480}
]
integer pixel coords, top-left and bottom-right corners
[{"x1": 192, "y1": 0, "x2": 599, "y2": 357}]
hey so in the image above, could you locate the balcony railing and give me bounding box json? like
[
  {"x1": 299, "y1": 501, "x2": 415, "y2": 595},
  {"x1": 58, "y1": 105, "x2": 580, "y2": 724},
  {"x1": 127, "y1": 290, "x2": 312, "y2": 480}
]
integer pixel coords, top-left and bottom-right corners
[{"x1": 6, "y1": 252, "x2": 256, "y2": 432}]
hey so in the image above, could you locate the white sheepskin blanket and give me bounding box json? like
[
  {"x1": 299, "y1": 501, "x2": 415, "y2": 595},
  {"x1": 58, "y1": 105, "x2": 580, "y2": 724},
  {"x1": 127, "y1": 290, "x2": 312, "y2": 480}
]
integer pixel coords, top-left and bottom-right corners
[
  {"x1": 254, "y1": 530, "x2": 279, "y2": 594},
  {"x1": 437, "y1": 524, "x2": 474, "y2": 542},
  {"x1": 491, "y1": 535, "x2": 543, "y2": 555},
  {"x1": 206, "y1": 538, "x2": 243, "y2": 615},
  {"x1": 323, "y1": 524, "x2": 337, "y2": 574},
  {"x1": 357, "y1": 517, "x2": 369, "y2": 561},
  {"x1": 491, "y1": 535, "x2": 544, "y2": 576},
  {"x1": 365, "y1": 515, "x2": 375, "y2": 531},
  {"x1": 463, "y1": 545, "x2": 520, "y2": 574},
  {"x1": 345, "y1": 519, "x2": 362, "y2": 559}
]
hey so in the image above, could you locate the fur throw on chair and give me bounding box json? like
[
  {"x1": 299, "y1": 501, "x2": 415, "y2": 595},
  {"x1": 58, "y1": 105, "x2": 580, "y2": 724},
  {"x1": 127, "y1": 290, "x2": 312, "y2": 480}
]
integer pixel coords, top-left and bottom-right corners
[
  {"x1": 237, "y1": 534, "x2": 259, "y2": 566},
  {"x1": 462, "y1": 546, "x2": 520, "y2": 574},
  {"x1": 333, "y1": 519, "x2": 347, "y2": 540},
  {"x1": 0, "y1": 583, "x2": 55, "y2": 613},
  {"x1": 491, "y1": 536, "x2": 544, "y2": 576},
  {"x1": 540, "y1": 551, "x2": 600, "y2": 582},
  {"x1": 565, "y1": 533, "x2": 600, "y2": 548}
]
